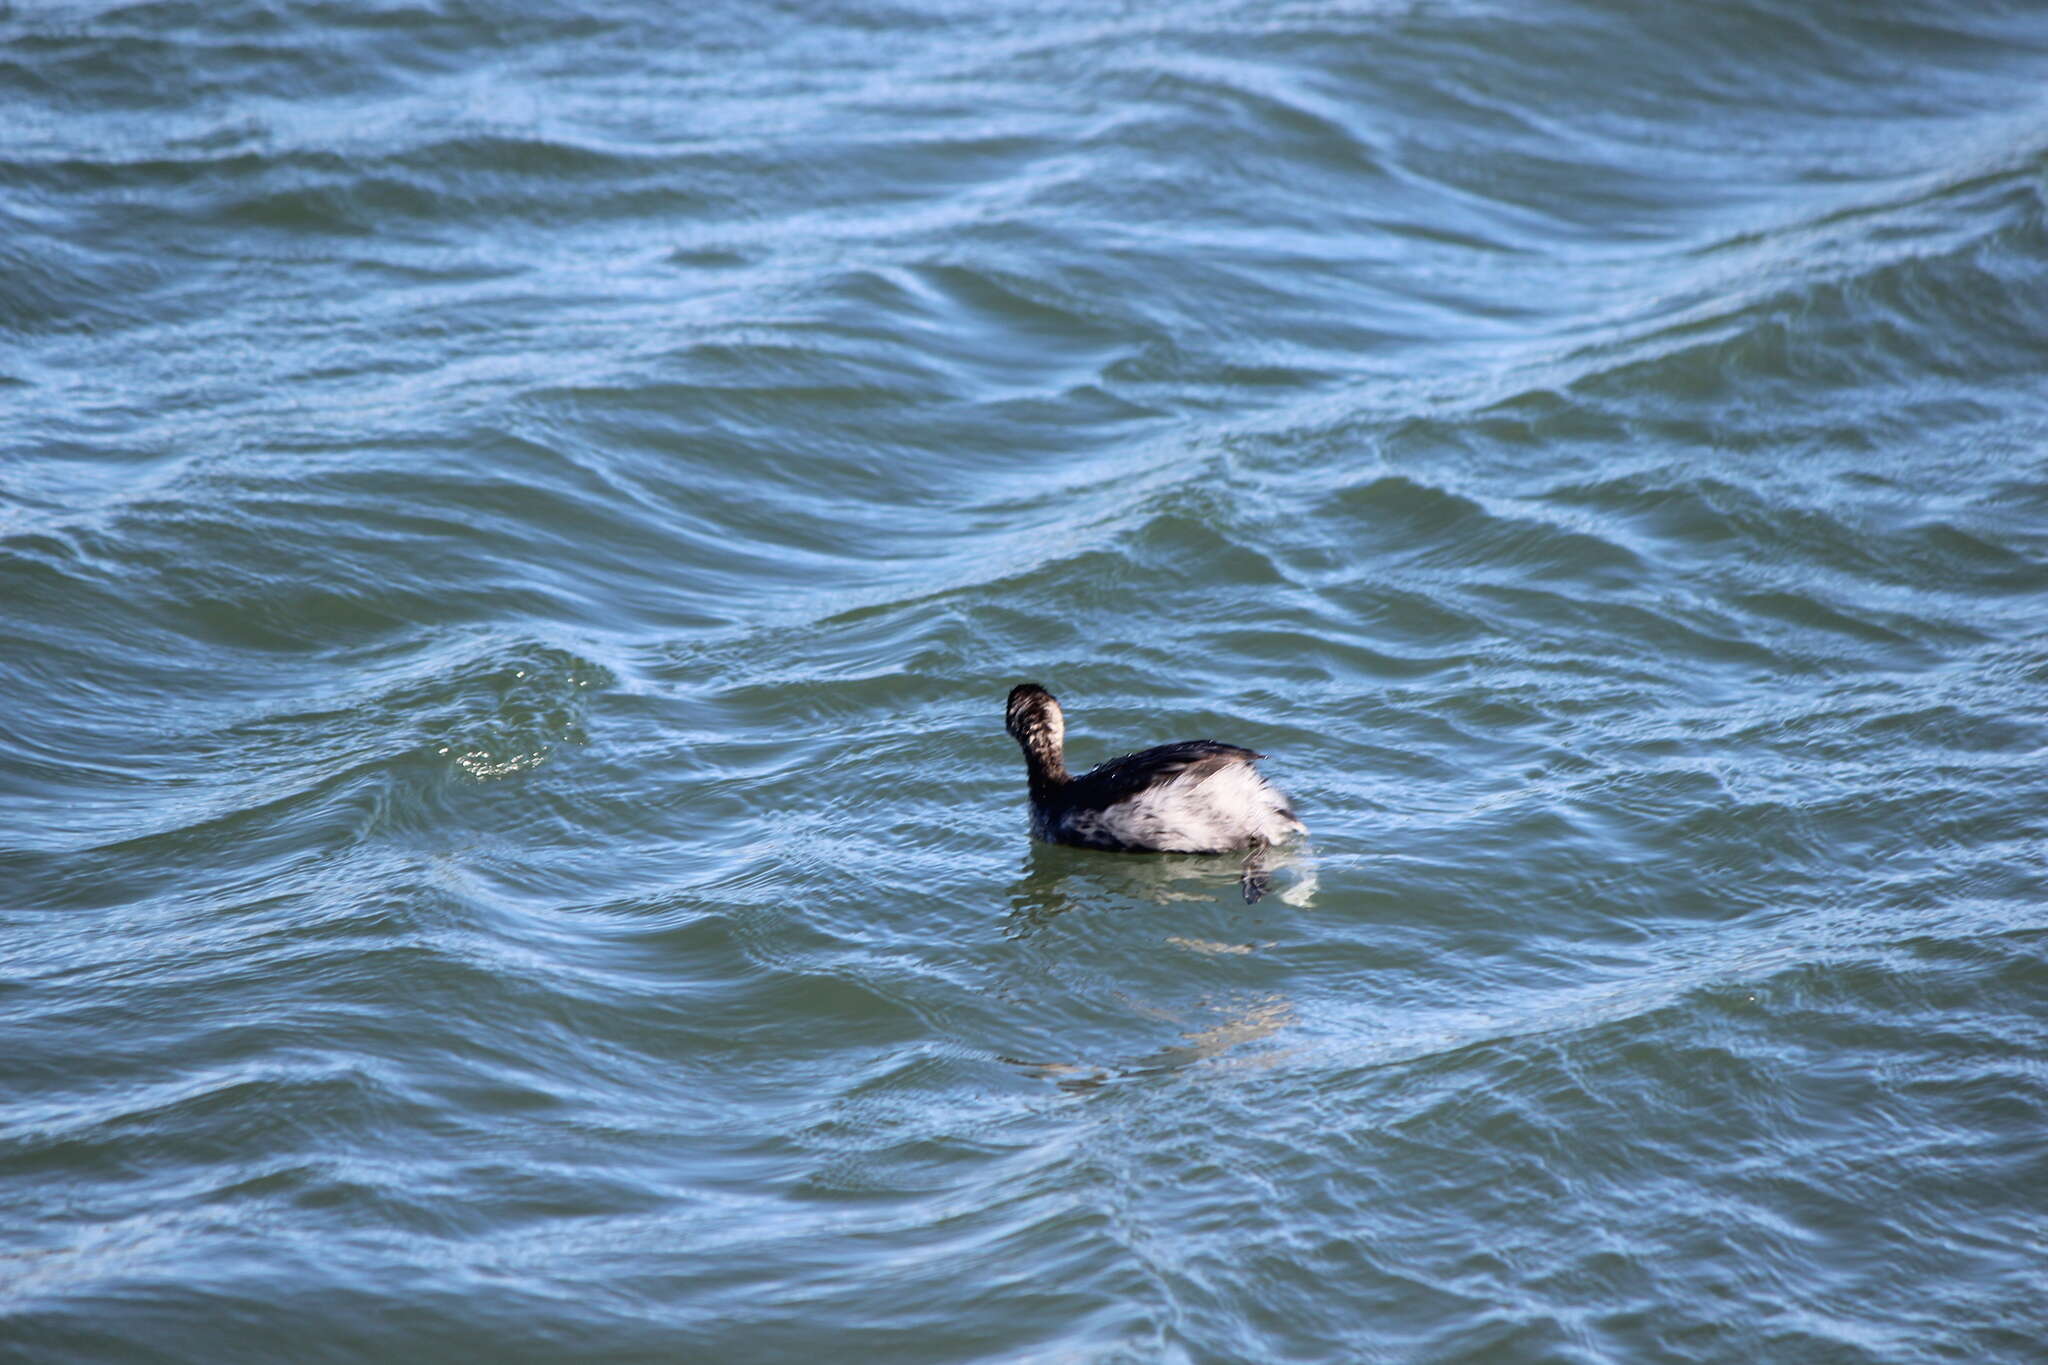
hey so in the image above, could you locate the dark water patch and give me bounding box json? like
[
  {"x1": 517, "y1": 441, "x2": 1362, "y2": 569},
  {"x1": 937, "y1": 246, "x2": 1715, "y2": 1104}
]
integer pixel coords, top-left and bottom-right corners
[
  {"x1": 0, "y1": 27, "x2": 403, "y2": 113},
  {"x1": 1732, "y1": 588, "x2": 1935, "y2": 652},
  {"x1": 0, "y1": 1, "x2": 621, "y2": 113},
  {"x1": 1100, "y1": 56, "x2": 1386, "y2": 181},
  {"x1": 1464, "y1": 583, "x2": 1787, "y2": 681},
  {"x1": 1540, "y1": 469, "x2": 2048, "y2": 611},
  {"x1": 575, "y1": 345, "x2": 949, "y2": 421},
  {"x1": 1316, "y1": 474, "x2": 1647, "y2": 588},
  {"x1": 663, "y1": 243, "x2": 754, "y2": 270},
  {"x1": 216, "y1": 159, "x2": 733, "y2": 239},
  {"x1": 0, "y1": 215, "x2": 172, "y2": 336},
  {"x1": 1851, "y1": 701, "x2": 2044, "y2": 755},
  {"x1": 1561, "y1": 169, "x2": 2048, "y2": 419}
]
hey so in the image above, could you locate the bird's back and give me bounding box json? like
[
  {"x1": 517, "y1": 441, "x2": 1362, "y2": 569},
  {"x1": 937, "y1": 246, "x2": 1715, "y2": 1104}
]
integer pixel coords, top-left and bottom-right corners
[{"x1": 1045, "y1": 741, "x2": 1301, "y2": 853}]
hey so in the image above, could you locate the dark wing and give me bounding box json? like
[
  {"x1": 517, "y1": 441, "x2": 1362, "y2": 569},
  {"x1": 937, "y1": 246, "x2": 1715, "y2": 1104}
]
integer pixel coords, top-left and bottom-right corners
[{"x1": 1068, "y1": 740, "x2": 1264, "y2": 808}]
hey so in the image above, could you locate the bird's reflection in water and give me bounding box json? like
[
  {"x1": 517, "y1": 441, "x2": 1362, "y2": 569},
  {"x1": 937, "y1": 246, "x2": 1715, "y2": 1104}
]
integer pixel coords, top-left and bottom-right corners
[
  {"x1": 999, "y1": 843, "x2": 1316, "y2": 1091},
  {"x1": 1008, "y1": 995, "x2": 1298, "y2": 1093},
  {"x1": 1004, "y1": 841, "x2": 1317, "y2": 939}
]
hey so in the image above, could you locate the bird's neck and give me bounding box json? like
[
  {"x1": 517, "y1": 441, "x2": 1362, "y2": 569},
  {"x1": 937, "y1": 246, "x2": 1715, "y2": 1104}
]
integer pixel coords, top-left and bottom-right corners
[{"x1": 1019, "y1": 731, "x2": 1070, "y2": 797}]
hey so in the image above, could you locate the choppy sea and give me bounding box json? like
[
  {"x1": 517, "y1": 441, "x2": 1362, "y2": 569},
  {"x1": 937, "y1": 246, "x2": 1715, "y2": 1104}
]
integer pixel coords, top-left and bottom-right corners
[{"x1": 5, "y1": 1, "x2": 2047, "y2": 1360}]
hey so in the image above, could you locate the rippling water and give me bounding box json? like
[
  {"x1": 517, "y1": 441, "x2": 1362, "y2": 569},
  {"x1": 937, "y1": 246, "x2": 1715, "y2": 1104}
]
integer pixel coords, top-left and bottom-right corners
[{"x1": 6, "y1": 1, "x2": 2048, "y2": 1360}]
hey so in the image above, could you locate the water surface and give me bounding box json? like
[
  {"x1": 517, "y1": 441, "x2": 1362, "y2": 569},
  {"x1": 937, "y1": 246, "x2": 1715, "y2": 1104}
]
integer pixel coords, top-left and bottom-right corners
[{"x1": 4, "y1": 1, "x2": 2048, "y2": 1360}]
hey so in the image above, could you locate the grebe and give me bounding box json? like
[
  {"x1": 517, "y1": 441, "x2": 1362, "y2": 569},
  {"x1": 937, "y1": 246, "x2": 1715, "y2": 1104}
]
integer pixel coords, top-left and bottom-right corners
[{"x1": 1004, "y1": 683, "x2": 1306, "y2": 862}]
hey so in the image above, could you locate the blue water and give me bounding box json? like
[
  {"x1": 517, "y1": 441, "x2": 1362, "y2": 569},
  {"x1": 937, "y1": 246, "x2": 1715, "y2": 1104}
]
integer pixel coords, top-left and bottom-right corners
[{"x1": 5, "y1": 1, "x2": 2048, "y2": 1360}]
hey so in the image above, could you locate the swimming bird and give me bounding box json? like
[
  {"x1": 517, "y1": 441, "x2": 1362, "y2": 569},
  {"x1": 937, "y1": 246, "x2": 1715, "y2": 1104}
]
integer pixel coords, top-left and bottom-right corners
[{"x1": 1004, "y1": 683, "x2": 1305, "y2": 897}]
